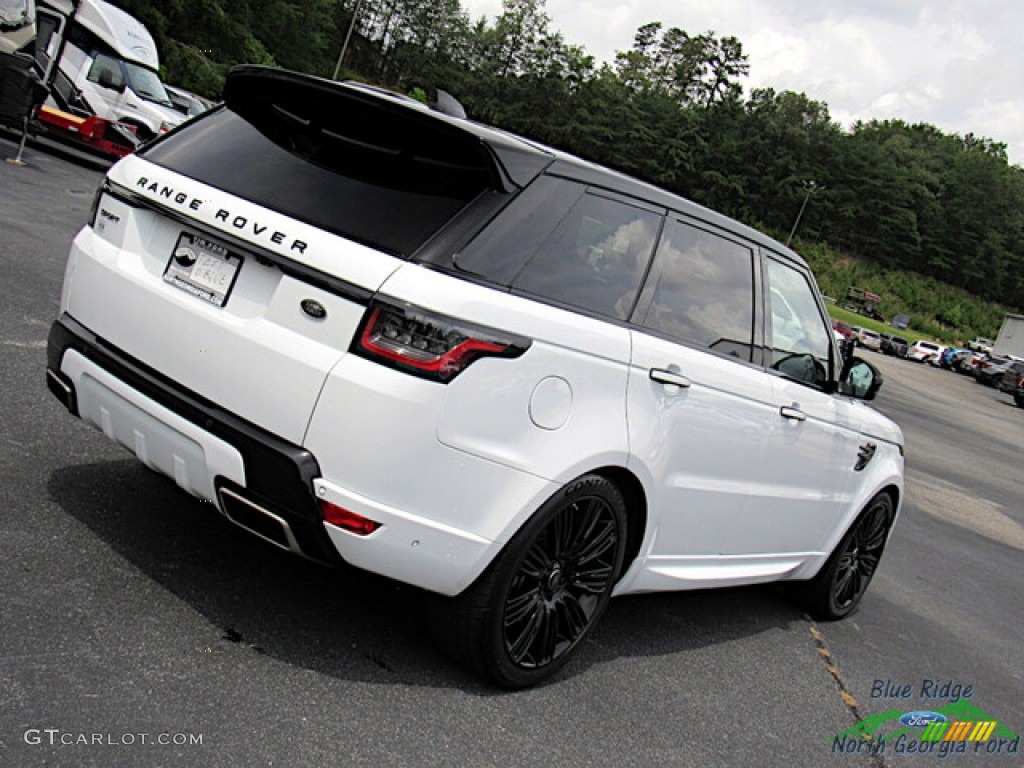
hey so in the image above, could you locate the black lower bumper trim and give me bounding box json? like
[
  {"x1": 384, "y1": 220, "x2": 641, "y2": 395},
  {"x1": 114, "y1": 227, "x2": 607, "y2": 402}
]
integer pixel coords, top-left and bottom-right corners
[{"x1": 47, "y1": 313, "x2": 342, "y2": 566}]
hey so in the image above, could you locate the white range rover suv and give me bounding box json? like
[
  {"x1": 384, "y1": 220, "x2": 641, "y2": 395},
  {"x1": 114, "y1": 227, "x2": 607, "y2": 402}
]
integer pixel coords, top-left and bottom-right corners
[{"x1": 47, "y1": 66, "x2": 904, "y2": 687}]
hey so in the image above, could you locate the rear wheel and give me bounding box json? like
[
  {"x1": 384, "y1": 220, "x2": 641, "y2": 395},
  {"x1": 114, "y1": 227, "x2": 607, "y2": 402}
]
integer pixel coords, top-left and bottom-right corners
[
  {"x1": 794, "y1": 493, "x2": 894, "y2": 620},
  {"x1": 429, "y1": 474, "x2": 627, "y2": 688}
]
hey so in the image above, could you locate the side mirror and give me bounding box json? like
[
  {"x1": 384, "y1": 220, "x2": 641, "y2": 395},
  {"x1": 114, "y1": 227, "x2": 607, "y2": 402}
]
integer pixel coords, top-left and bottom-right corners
[{"x1": 839, "y1": 356, "x2": 883, "y2": 400}]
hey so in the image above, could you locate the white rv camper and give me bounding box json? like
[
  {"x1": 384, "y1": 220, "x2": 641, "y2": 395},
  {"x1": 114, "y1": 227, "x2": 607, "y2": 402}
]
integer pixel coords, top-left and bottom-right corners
[{"x1": 35, "y1": 0, "x2": 182, "y2": 139}]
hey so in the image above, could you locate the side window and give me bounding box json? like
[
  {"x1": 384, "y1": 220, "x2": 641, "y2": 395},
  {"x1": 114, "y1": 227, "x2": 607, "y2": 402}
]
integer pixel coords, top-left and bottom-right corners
[
  {"x1": 87, "y1": 53, "x2": 124, "y2": 89},
  {"x1": 765, "y1": 258, "x2": 833, "y2": 387},
  {"x1": 455, "y1": 176, "x2": 586, "y2": 285},
  {"x1": 635, "y1": 218, "x2": 755, "y2": 360},
  {"x1": 511, "y1": 192, "x2": 661, "y2": 320}
]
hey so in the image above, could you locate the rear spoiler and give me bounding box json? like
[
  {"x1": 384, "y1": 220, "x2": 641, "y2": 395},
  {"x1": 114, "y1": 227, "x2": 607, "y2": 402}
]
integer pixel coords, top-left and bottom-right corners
[{"x1": 223, "y1": 66, "x2": 551, "y2": 191}]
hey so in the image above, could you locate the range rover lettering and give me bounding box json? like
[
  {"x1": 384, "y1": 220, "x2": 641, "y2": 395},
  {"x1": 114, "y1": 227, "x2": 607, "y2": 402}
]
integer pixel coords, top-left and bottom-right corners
[{"x1": 47, "y1": 66, "x2": 904, "y2": 688}]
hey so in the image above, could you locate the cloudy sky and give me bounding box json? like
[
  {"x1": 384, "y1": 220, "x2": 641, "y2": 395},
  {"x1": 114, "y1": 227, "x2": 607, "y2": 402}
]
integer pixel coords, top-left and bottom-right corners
[{"x1": 460, "y1": 0, "x2": 1024, "y2": 166}]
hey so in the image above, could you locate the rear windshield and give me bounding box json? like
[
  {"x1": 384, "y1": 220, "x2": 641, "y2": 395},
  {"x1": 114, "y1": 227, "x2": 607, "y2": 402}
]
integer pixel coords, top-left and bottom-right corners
[{"x1": 141, "y1": 96, "x2": 496, "y2": 257}]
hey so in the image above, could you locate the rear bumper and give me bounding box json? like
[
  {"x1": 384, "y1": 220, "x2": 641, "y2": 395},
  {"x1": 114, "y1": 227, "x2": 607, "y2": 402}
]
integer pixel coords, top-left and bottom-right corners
[{"x1": 47, "y1": 313, "x2": 343, "y2": 565}]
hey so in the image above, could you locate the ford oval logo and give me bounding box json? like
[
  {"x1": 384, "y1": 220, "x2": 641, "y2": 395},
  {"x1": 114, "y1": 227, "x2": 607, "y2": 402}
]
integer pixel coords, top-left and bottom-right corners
[
  {"x1": 301, "y1": 299, "x2": 327, "y2": 320},
  {"x1": 899, "y1": 711, "x2": 947, "y2": 728}
]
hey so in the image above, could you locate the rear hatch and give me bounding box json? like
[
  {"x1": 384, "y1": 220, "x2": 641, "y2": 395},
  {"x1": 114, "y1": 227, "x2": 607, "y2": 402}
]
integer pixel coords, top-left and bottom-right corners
[{"x1": 64, "y1": 67, "x2": 511, "y2": 444}]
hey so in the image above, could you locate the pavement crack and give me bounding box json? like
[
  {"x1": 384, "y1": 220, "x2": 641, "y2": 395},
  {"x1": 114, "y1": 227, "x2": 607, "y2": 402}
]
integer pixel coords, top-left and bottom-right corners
[{"x1": 805, "y1": 614, "x2": 889, "y2": 768}]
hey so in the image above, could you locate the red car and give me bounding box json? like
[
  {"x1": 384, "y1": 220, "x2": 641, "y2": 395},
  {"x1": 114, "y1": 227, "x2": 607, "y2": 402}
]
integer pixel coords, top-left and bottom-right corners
[{"x1": 831, "y1": 319, "x2": 856, "y2": 340}]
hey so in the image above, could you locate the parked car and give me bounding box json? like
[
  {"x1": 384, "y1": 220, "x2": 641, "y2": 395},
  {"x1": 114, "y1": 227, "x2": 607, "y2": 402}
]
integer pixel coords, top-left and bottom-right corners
[
  {"x1": 879, "y1": 333, "x2": 908, "y2": 358},
  {"x1": 854, "y1": 328, "x2": 882, "y2": 352},
  {"x1": 956, "y1": 350, "x2": 987, "y2": 375},
  {"x1": 996, "y1": 360, "x2": 1024, "y2": 392},
  {"x1": 966, "y1": 337, "x2": 994, "y2": 353},
  {"x1": 975, "y1": 356, "x2": 1015, "y2": 387},
  {"x1": 832, "y1": 319, "x2": 856, "y2": 341},
  {"x1": 907, "y1": 340, "x2": 945, "y2": 363},
  {"x1": 940, "y1": 347, "x2": 970, "y2": 371},
  {"x1": 46, "y1": 65, "x2": 904, "y2": 688},
  {"x1": 1013, "y1": 371, "x2": 1024, "y2": 408}
]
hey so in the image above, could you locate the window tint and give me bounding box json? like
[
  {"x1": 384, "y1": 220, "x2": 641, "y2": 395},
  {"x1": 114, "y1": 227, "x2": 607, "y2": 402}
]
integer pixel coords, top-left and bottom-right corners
[
  {"x1": 455, "y1": 176, "x2": 586, "y2": 285},
  {"x1": 511, "y1": 192, "x2": 661, "y2": 320},
  {"x1": 765, "y1": 258, "x2": 832, "y2": 387},
  {"x1": 636, "y1": 218, "x2": 754, "y2": 359},
  {"x1": 142, "y1": 103, "x2": 495, "y2": 257},
  {"x1": 87, "y1": 53, "x2": 124, "y2": 89}
]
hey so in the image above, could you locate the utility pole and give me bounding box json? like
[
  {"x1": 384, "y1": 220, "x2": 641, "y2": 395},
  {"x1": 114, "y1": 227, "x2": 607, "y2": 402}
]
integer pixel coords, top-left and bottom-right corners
[
  {"x1": 333, "y1": 0, "x2": 364, "y2": 80},
  {"x1": 786, "y1": 180, "x2": 821, "y2": 246}
]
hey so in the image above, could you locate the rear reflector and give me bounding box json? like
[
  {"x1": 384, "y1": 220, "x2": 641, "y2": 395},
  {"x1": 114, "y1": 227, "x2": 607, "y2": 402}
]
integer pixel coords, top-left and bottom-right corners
[{"x1": 319, "y1": 500, "x2": 381, "y2": 536}]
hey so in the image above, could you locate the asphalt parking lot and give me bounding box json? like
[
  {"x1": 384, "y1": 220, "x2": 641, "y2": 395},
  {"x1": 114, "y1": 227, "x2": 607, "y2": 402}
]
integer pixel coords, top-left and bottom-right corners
[{"x1": 1, "y1": 135, "x2": 1021, "y2": 767}]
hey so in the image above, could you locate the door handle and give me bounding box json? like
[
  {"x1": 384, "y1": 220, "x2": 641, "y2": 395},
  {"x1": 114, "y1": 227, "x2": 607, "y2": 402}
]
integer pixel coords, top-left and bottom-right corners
[
  {"x1": 780, "y1": 405, "x2": 806, "y2": 422},
  {"x1": 649, "y1": 368, "x2": 692, "y2": 389}
]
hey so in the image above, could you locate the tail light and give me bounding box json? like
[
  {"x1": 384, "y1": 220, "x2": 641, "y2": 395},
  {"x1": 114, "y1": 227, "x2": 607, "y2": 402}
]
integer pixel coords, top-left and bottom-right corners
[{"x1": 352, "y1": 301, "x2": 530, "y2": 383}]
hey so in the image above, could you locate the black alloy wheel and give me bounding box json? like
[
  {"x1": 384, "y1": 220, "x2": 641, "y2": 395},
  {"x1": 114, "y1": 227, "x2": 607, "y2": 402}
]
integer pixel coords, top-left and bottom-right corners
[
  {"x1": 794, "y1": 493, "x2": 894, "y2": 620},
  {"x1": 429, "y1": 474, "x2": 627, "y2": 688},
  {"x1": 502, "y1": 491, "x2": 620, "y2": 669}
]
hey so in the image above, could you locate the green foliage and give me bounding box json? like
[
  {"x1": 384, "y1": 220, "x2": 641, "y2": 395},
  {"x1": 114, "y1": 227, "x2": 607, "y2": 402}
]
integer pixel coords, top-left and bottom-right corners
[
  {"x1": 798, "y1": 238, "x2": 1011, "y2": 343},
  {"x1": 114, "y1": 0, "x2": 1022, "y2": 334}
]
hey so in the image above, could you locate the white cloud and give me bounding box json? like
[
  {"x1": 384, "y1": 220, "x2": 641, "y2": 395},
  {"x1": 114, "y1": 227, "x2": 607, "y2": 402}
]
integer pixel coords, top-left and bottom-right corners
[{"x1": 460, "y1": 0, "x2": 1024, "y2": 165}]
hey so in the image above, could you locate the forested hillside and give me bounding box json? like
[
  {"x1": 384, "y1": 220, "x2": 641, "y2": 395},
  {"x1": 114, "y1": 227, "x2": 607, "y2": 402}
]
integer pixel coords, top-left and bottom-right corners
[{"x1": 115, "y1": 0, "x2": 1024, "y2": 335}]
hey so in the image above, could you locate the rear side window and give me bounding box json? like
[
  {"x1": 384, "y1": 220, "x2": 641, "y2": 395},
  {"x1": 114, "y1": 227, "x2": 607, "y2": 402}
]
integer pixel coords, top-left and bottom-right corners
[
  {"x1": 511, "y1": 192, "x2": 661, "y2": 320},
  {"x1": 457, "y1": 180, "x2": 661, "y2": 320},
  {"x1": 633, "y1": 218, "x2": 755, "y2": 360},
  {"x1": 142, "y1": 95, "x2": 496, "y2": 257}
]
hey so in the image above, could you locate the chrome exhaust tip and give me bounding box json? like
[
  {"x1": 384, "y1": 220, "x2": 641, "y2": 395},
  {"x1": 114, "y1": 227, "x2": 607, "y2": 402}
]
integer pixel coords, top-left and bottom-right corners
[{"x1": 217, "y1": 486, "x2": 305, "y2": 557}]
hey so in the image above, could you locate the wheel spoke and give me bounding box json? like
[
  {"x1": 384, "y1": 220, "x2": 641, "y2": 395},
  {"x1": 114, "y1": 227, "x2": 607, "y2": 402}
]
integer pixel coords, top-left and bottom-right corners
[
  {"x1": 861, "y1": 512, "x2": 889, "y2": 550},
  {"x1": 859, "y1": 552, "x2": 880, "y2": 578},
  {"x1": 574, "y1": 517, "x2": 617, "y2": 565},
  {"x1": 519, "y1": 543, "x2": 551, "y2": 580},
  {"x1": 833, "y1": 564, "x2": 855, "y2": 605},
  {"x1": 557, "y1": 593, "x2": 590, "y2": 641},
  {"x1": 572, "y1": 562, "x2": 613, "y2": 594},
  {"x1": 535, "y1": 605, "x2": 559, "y2": 665},
  {"x1": 505, "y1": 587, "x2": 540, "y2": 625},
  {"x1": 506, "y1": 602, "x2": 546, "y2": 664}
]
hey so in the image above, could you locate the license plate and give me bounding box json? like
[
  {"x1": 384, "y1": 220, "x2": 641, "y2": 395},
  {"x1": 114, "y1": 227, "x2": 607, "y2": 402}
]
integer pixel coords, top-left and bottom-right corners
[{"x1": 163, "y1": 233, "x2": 243, "y2": 307}]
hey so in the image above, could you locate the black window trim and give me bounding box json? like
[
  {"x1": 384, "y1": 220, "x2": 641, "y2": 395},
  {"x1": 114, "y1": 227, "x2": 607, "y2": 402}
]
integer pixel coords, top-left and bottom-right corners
[{"x1": 629, "y1": 213, "x2": 760, "y2": 366}]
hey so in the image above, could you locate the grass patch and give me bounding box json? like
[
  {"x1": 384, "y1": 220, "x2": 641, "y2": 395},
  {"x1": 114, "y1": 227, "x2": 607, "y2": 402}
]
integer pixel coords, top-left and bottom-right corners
[{"x1": 826, "y1": 305, "x2": 931, "y2": 344}]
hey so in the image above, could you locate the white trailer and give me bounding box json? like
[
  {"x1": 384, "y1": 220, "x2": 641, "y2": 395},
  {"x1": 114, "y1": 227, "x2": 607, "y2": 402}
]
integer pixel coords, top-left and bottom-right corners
[
  {"x1": 35, "y1": 0, "x2": 182, "y2": 140},
  {"x1": 992, "y1": 314, "x2": 1024, "y2": 360}
]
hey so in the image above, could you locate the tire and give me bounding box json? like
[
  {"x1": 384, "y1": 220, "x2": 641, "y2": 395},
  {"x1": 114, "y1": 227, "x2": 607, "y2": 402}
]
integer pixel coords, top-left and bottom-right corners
[
  {"x1": 1015, "y1": 393, "x2": 1024, "y2": 408},
  {"x1": 793, "y1": 493, "x2": 894, "y2": 620},
  {"x1": 428, "y1": 474, "x2": 627, "y2": 688}
]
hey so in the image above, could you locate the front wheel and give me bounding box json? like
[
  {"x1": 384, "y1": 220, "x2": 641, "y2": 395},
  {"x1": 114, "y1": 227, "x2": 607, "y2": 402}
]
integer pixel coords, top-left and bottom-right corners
[
  {"x1": 429, "y1": 474, "x2": 627, "y2": 688},
  {"x1": 793, "y1": 493, "x2": 894, "y2": 620}
]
